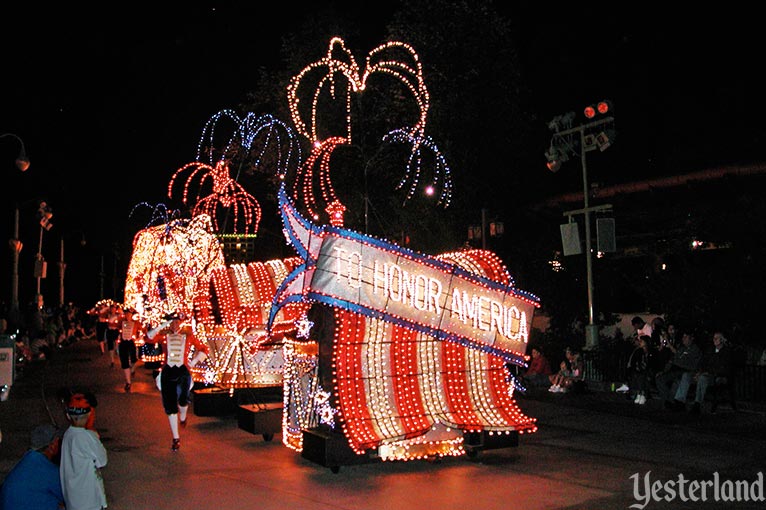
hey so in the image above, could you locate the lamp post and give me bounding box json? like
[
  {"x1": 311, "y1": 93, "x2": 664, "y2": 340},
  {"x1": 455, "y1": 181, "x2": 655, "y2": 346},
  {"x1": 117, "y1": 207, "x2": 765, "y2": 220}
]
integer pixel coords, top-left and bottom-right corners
[
  {"x1": 546, "y1": 101, "x2": 615, "y2": 350},
  {"x1": 58, "y1": 237, "x2": 66, "y2": 307},
  {"x1": 58, "y1": 232, "x2": 86, "y2": 307},
  {"x1": 2, "y1": 133, "x2": 31, "y2": 325}
]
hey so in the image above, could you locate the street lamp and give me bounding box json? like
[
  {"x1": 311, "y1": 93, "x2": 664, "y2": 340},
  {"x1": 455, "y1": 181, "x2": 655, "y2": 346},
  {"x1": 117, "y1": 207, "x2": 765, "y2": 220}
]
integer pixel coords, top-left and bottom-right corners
[
  {"x1": 0, "y1": 133, "x2": 30, "y2": 172},
  {"x1": 546, "y1": 100, "x2": 615, "y2": 350},
  {"x1": 2, "y1": 133, "x2": 31, "y2": 325}
]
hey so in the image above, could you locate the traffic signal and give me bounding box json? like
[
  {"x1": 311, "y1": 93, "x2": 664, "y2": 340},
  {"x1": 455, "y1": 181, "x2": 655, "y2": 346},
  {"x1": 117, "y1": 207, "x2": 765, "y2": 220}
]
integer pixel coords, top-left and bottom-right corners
[
  {"x1": 584, "y1": 100, "x2": 615, "y2": 151},
  {"x1": 584, "y1": 100, "x2": 612, "y2": 119}
]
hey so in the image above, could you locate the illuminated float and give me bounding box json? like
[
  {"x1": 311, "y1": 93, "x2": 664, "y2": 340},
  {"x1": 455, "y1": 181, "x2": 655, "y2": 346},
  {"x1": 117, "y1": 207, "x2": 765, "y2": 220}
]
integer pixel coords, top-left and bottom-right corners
[
  {"x1": 272, "y1": 184, "x2": 539, "y2": 469},
  {"x1": 123, "y1": 111, "x2": 305, "y2": 395},
  {"x1": 268, "y1": 37, "x2": 540, "y2": 470}
]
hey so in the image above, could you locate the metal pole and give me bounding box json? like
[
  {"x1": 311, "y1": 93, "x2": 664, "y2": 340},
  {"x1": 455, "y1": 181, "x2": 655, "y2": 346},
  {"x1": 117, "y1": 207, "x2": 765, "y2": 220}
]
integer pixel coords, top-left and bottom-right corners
[
  {"x1": 58, "y1": 237, "x2": 66, "y2": 306},
  {"x1": 580, "y1": 128, "x2": 599, "y2": 350},
  {"x1": 10, "y1": 207, "x2": 21, "y2": 317},
  {"x1": 99, "y1": 255, "x2": 105, "y2": 300},
  {"x1": 36, "y1": 226, "x2": 44, "y2": 296},
  {"x1": 364, "y1": 163, "x2": 369, "y2": 234}
]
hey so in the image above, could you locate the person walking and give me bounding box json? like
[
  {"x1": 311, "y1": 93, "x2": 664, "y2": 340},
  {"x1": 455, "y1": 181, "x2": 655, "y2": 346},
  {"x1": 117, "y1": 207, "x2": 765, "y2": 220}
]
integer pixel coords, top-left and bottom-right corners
[
  {"x1": 147, "y1": 311, "x2": 209, "y2": 451},
  {"x1": 0, "y1": 423, "x2": 64, "y2": 509},
  {"x1": 86, "y1": 301, "x2": 109, "y2": 355},
  {"x1": 59, "y1": 394, "x2": 108, "y2": 510},
  {"x1": 118, "y1": 306, "x2": 142, "y2": 392},
  {"x1": 104, "y1": 303, "x2": 122, "y2": 368}
]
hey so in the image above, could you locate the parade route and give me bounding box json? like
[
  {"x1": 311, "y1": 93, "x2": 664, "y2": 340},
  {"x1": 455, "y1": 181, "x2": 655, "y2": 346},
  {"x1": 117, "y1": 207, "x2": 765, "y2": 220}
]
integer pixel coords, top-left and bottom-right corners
[{"x1": 2, "y1": 338, "x2": 764, "y2": 510}]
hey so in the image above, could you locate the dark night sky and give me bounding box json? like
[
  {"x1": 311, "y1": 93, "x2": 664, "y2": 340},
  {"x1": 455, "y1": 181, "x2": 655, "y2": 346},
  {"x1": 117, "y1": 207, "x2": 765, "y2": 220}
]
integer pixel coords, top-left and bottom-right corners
[{"x1": 2, "y1": 4, "x2": 764, "y2": 309}]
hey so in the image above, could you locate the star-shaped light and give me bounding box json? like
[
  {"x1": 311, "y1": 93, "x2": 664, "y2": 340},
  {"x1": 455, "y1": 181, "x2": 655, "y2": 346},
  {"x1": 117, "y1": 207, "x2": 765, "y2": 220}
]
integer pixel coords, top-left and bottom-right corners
[{"x1": 295, "y1": 314, "x2": 314, "y2": 339}]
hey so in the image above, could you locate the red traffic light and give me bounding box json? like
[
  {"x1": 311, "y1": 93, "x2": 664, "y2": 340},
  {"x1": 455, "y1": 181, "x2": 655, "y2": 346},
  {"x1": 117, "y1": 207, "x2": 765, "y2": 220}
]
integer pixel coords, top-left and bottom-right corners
[{"x1": 584, "y1": 100, "x2": 612, "y2": 119}]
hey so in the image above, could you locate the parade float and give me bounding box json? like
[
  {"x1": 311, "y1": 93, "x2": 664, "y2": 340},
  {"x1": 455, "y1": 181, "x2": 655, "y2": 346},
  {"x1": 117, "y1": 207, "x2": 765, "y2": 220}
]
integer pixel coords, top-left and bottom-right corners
[
  {"x1": 265, "y1": 37, "x2": 541, "y2": 471},
  {"x1": 123, "y1": 112, "x2": 306, "y2": 403}
]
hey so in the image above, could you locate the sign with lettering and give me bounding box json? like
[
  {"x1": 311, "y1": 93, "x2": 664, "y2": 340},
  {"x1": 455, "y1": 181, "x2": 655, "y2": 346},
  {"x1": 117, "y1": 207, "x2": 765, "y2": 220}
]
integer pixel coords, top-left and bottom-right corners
[{"x1": 270, "y1": 186, "x2": 540, "y2": 362}]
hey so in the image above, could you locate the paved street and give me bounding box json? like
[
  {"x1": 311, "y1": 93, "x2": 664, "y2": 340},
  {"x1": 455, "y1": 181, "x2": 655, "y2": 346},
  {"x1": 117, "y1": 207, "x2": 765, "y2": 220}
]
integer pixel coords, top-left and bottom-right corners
[{"x1": 2, "y1": 338, "x2": 765, "y2": 510}]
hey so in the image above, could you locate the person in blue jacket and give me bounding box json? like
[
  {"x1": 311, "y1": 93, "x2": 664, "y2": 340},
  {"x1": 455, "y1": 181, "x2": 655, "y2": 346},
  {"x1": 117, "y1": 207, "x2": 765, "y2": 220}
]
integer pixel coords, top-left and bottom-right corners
[{"x1": 0, "y1": 423, "x2": 65, "y2": 509}]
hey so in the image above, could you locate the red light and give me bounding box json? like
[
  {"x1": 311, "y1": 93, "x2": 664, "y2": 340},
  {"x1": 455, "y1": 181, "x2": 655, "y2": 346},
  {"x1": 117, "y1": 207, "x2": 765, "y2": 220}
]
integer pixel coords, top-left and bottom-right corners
[
  {"x1": 597, "y1": 101, "x2": 610, "y2": 114},
  {"x1": 584, "y1": 106, "x2": 596, "y2": 119}
]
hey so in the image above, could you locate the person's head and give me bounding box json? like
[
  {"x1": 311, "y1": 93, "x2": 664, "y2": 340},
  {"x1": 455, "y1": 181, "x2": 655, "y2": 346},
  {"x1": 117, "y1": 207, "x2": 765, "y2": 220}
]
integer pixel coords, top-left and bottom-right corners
[
  {"x1": 667, "y1": 324, "x2": 676, "y2": 337},
  {"x1": 713, "y1": 331, "x2": 727, "y2": 348},
  {"x1": 530, "y1": 346, "x2": 543, "y2": 358},
  {"x1": 165, "y1": 311, "x2": 186, "y2": 331},
  {"x1": 638, "y1": 335, "x2": 651, "y2": 349},
  {"x1": 66, "y1": 393, "x2": 93, "y2": 428},
  {"x1": 565, "y1": 347, "x2": 580, "y2": 361},
  {"x1": 631, "y1": 316, "x2": 645, "y2": 329},
  {"x1": 30, "y1": 424, "x2": 62, "y2": 462},
  {"x1": 681, "y1": 331, "x2": 695, "y2": 346}
]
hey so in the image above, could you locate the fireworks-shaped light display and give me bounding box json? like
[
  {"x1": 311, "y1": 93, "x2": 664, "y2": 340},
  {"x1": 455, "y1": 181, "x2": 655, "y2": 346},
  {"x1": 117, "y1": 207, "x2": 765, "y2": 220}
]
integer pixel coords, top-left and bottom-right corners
[
  {"x1": 286, "y1": 37, "x2": 452, "y2": 223},
  {"x1": 168, "y1": 160, "x2": 262, "y2": 234},
  {"x1": 169, "y1": 111, "x2": 301, "y2": 236},
  {"x1": 196, "y1": 110, "x2": 301, "y2": 173}
]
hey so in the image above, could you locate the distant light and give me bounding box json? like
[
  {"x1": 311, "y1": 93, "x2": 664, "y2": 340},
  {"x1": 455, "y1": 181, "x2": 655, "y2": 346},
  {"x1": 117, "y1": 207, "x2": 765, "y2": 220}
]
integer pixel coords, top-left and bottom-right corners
[
  {"x1": 584, "y1": 106, "x2": 596, "y2": 119},
  {"x1": 548, "y1": 259, "x2": 563, "y2": 272},
  {"x1": 16, "y1": 157, "x2": 30, "y2": 172},
  {"x1": 597, "y1": 101, "x2": 610, "y2": 114},
  {"x1": 546, "y1": 160, "x2": 561, "y2": 172},
  {"x1": 424, "y1": 185, "x2": 435, "y2": 196}
]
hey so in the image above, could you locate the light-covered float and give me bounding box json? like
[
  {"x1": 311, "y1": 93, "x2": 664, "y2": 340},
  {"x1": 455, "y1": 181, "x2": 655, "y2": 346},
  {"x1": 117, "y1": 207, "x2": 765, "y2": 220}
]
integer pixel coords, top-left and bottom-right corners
[{"x1": 267, "y1": 37, "x2": 541, "y2": 470}]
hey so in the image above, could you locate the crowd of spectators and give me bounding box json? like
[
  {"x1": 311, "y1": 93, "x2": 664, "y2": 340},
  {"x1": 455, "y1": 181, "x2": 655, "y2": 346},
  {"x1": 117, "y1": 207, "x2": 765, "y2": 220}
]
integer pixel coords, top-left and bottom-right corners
[
  {"x1": 521, "y1": 314, "x2": 755, "y2": 414},
  {"x1": 0, "y1": 298, "x2": 95, "y2": 370}
]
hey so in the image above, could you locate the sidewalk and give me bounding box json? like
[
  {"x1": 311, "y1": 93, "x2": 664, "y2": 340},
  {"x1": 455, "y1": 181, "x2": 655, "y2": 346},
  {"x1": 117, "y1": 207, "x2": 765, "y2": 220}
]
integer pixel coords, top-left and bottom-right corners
[{"x1": 518, "y1": 381, "x2": 766, "y2": 441}]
